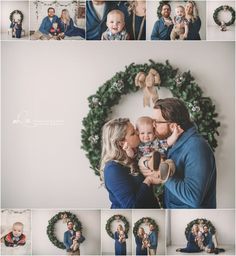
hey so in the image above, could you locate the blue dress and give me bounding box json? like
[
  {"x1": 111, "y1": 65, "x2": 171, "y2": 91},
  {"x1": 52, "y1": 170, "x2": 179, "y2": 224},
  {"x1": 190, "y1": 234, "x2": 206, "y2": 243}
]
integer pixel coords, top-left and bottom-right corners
[
  {"x1": 104, "y1": 161, "x2": 158, "y2": 209},
  {"x1": 58, "y1": 18, "x2": 85, "y2": 38},
  {"x1": 114, "y1": 232, "x2": 127, "y2": 255},
  {"x1": 187, "y1": 17, "x2": 201, "y2": 40},
  {"x1": 180, "y1": 233, "x2": 201, "y2": 253},
  {"x1": 135, "y1": 236, "x2": 147, "y2": 255}
]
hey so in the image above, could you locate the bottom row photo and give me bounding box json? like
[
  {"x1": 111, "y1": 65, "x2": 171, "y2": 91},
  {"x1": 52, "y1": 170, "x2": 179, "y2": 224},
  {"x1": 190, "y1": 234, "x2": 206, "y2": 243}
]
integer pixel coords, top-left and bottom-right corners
[{"x1": 0, "y1": 209, "x2": 235, "y2": 255}]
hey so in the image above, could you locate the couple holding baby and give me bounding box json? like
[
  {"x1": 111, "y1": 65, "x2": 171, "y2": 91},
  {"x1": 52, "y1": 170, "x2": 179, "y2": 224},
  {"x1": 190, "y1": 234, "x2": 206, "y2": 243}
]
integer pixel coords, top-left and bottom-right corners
[
  {"x1": 100, "y1": 98, "x2": 216, "y2": 209},
  {"x1": 176, "y1": 224, "x2": 225, "y2": 254},
  {"x1": 135, "y1": 224, "x2": 157, "y2": 256},
  {"x1": 151, "y1": 1, "x2": 201, "y2": 40}
]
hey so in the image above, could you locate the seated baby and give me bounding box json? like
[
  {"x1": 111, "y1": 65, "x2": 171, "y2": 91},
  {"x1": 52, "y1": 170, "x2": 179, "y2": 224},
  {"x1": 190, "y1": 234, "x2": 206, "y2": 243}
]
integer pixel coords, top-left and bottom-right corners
[
  {"x1": 3, "y1": 222, "x2": 26, "y2": 247},
  {"x1": 49, "y1": 22, "x2": 63, "y2": 39},
  {"x1": 101, "y1": 9, "x2": 129, "y2": 40},
  {"x1": 170, "y1": 5, "x2": 189, "y2": 40}
]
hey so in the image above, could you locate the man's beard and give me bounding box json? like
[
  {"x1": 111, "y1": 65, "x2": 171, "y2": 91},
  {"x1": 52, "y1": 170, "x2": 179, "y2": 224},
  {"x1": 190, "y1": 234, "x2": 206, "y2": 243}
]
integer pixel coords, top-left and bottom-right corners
[{"x1": 155, "y1": 127, "x2": 172, "y2": 140}]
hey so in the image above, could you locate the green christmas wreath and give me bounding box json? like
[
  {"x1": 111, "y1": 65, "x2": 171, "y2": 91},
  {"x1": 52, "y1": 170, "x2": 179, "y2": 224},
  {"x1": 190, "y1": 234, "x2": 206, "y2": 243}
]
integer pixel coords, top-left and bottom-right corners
[
  {"x1": 213, "y1": 5, "x2": 235, "y2": 26},
  {"x1": 105, "y1": 214, "x2": 130, "y2": 239},
  {"x1": 81, "y1": 60, "x2": 220, "y2": 176},
  {"x1": 9, "y1": 10, "x2": 24, "y2": 23},
  {"x1": 185, "y1": 218, "x2": 216, "y2": 240},
  {"x1": 47, "y1": 211, "x2": 82, "y2": 249},
  {"x1": 133, "y1": 217, "x2": 159, "y2": 237}
]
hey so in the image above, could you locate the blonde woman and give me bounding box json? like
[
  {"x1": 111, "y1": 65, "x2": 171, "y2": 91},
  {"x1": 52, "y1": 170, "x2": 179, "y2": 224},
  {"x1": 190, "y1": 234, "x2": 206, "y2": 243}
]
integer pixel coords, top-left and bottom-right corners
[
  {"x1": 185, "y1": 1, "x2": 201, "y2": 40},
  {"x1": 135, "y1": 227, "x2": 147, "y2": 255},
  {"x1": 100, "y1": 118, "x2": 159, "y2": 209},
  {"x1": 114, "y1": 224, "x2": 127, "y2": 255},
  {"x1": 126, "y1": 1, "x2": 146, "y2": 40},
  {"x1": 176, "y1": 224, "x2": 201, "y2": 253},
  {"x1": 58, "y1": 9, "x2": 85, "y2": 38}
]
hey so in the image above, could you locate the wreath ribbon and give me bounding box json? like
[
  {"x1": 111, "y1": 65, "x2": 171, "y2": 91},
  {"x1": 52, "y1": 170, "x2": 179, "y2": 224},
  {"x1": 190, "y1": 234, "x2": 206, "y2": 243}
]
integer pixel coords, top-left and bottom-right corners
[{"x1": 135, "y1": 68, "x2": 161, "y2": 107}]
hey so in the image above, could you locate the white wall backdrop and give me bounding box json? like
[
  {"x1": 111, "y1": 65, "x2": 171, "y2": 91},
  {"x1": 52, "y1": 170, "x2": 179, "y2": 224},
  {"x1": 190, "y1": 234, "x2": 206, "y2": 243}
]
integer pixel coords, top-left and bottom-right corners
[
  {"x1": 206, "y1": 1, "x2": 235, "y2": 41},
  {"x1": 101, "y1": 210, "x2": 132, "y2": 255},
  {"x1": 132, "y1": 210, "x2": 166, "y2": 255},
  {"x1": 146, "y1": 0, "x2": 206, "y2": 40},
  {"x1": 168, "y1": 209, "x2": 235, "y2": 246},
  {"x1": 1, "y1": 1, "x2": 29, "y2": 35},
  {"x1": 1, "y1": 41, "x2": 235, "y2": 209},
  {"x1": 32, "y1": 209, "x2": 100, "y2": 255}
]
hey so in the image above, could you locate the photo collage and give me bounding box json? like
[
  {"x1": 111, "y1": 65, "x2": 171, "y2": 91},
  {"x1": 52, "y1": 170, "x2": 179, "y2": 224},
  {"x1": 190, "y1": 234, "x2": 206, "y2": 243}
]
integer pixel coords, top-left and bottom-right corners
[{"x1": 1, "y1": 0, "x2": 235, "y2": 255}]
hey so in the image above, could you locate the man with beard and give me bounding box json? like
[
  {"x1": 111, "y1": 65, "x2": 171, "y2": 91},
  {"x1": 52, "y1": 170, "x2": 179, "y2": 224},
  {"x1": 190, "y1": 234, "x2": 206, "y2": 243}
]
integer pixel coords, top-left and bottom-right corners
[
  {"x1": 151, "y1": 3, "x2": 173, "y2": 40},
  {"x1": 139, "y1": 98, "x2": 216, "y2": 208}
]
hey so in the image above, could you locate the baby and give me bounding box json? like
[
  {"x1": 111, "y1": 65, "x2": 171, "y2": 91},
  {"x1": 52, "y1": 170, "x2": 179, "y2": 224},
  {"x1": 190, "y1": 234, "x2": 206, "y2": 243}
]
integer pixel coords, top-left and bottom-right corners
[
  {"x1": 142, "y1": 233, "x2": 151, "y2": 249},
  {"x1": 3, "y1": 222, "x2": 26, "y2": 247},
  {"x1": 170, "y1": 5, "x2": 189, "y2": 40},
  {"x1": 123, "y1": 116, "x2": 182, "y2": 205},
  {"x1": 49, "y1": 22, "x2": 62, "y2": 39},
  {"x1": 124, "y1": 116, "x2": 181, "y2": 176},
  {"x1": 101, "y1": 9, "x2": 129, "y2": 40},
  {"x1": 70, "y1": 230, "x2": 85, "y2": 252},
  {"x1": 119, "y1": 230, "x2": 126, "y2": 243},
  {"x1": 11, "y1": 19, "x2": 22, "y2": 38}
]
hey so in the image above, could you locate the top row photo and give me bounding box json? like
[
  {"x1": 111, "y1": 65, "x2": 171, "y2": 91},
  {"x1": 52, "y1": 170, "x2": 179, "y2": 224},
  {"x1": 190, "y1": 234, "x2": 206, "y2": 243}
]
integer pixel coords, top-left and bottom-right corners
[{"x1": 1, "y1": 0, "x2": 235, "y2": 41}]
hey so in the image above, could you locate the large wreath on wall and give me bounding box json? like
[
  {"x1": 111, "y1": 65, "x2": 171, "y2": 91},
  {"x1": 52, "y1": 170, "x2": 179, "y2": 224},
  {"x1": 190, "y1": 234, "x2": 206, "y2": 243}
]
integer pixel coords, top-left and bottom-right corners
[
  {"x1": 105, "y1": 215, "x2": 130, "y2": 239},
  {"x1": 81, "y1": 60, "x2": 220, "y2": 176},
  {"x1": 47, "y1": 211, "x2": 82, "y2": 249},
  {"x1": 133, "y1": 217, "x2": 159, "y2": 237},
  {"x1": 185, "y1": 218, "x2": 216, "y2": 240},
  {"x1": 213, "y1": 5, "x2": 235, "y2": 27},
  {"x1": 9, "y1": 10, "x2": 24, "y2": 23}
]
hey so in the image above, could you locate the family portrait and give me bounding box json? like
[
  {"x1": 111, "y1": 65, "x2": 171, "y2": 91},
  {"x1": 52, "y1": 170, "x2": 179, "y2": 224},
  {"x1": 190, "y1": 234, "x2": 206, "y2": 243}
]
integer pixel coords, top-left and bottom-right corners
[
  {"x1": 134, "y1": 223, "x2": 158, "y2": 255},
  {"x1": 100, "y1": 97, "x2": 216, "y2": 209},
  {"x1": 146, "y1": 0, "x2": 206, "y2": 40},
  {"x1": 30, "y1": 0, "x2": 85, "y2": 40},
  {"x1": 86, "y1": 0, "x2": 146, "y2": 40},
  {"x1": 167, "y1": 209, "x2": 235, "y2": 255}
]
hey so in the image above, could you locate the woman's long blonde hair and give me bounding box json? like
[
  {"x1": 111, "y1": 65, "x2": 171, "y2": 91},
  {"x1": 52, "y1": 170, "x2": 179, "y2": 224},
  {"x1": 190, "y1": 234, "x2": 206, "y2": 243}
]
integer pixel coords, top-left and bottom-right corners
[
  {"x1": 100, "y1": 118, "x2": 134, "y2": 180},
  {"x1": 185, "y1": 1, "x2": 199, "y2": 21},
  {"x1": 61, "y1": 9, "x2": 71, "y2": 25}
]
